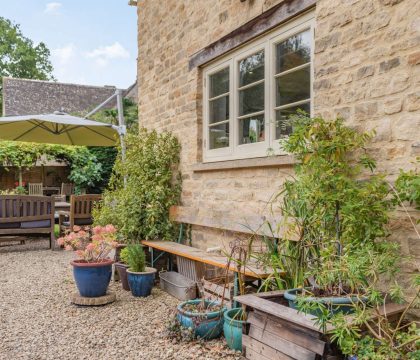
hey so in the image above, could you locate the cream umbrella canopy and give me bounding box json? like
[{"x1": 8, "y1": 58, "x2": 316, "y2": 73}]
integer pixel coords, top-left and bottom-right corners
[{"x1": 0, "y1": 111, "x2": 119, "y2": 146}]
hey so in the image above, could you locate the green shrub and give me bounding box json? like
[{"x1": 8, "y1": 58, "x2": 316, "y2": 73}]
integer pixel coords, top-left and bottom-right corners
[
  {"x1": 125, "y1": 244, "x2": 146, "y2": 272},
  {"x1": 119, "y1": 247, "x2": 129, "y2": 264},
  {"x1": 93, "y1": 128, "x2": 181, "y2": 243}
]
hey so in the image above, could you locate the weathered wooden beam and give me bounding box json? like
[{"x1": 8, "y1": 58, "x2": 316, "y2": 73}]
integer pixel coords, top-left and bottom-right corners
[
  {"x1": 169, "y1": 205, "x2": 299, "y2": 240},
  {"x1": 189, "y1": 0, "x2": 316, "y2": 70}
]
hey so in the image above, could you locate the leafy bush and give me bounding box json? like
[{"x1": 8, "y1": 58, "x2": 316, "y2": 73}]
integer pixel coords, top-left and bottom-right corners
[
  {"x1": 120, "y1": 247, "x2": 129, "y2": 265},
  {"x1": 93, "y1": 128, "x2": 181, "y2": 243},
  {"x1": 124, "y1": 244, "x2": 146, "y2": 272},
  {"x1": 394, "y1": 164, "x2": 420, "y2": 210}
]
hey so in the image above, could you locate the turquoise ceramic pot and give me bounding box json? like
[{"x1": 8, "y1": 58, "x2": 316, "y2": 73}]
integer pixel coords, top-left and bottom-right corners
[
  {"x1": 177, "y1": 299, "x2": 226, "y2": 340},
  {"x1": 223, "y1": 308, "x2": 245, "y2": 351},
  {"x1": 284, "y1": 288, "x2": 367, "y2": 316}
]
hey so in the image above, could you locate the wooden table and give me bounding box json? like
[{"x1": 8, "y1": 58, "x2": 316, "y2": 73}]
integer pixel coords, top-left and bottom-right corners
[
  {"x1": 54, "y1": 202, "x2": 70, "y2": 212},
  {"x1": 43, "y1": 186, "x2": 60, "y2": 195}
]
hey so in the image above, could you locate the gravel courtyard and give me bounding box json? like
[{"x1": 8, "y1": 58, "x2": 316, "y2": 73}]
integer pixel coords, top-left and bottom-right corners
[{"x1": 0, "y1": 240, "x2": 241, "y2": 360}]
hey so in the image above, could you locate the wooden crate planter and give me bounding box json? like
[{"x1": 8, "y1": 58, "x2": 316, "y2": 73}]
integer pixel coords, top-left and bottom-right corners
[
  {"x1": 203, "y1": 276, "x2": 234, "y2": 308},
  {"x1": 235, "y1": 291, "x2": 406, "y2": 360},
  {"x1": 203, "y1": 276, "x2": 257, "y2": 308}
]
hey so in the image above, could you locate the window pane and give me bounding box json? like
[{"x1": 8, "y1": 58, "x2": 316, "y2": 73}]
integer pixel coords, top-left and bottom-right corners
[
  {"x1": 239, "y1": 114, "x2": 265, "y2": 144},
  {"x1": 276, "y1": 30, "x2": 311, "y2": 74},
  {"x1": 239, "y1": 82, "x2": 264, "y2": 116},
  {"x1": 239, "y1": 50, "x2": 265, "y2": 87},
  {"x1": 209, "y1": 67, "x2": 229, "y2": 98},
  {"x1": 209, "y1": 95, "x2": 229, "y2": 124},
  {"x1": 209, "y1": 123, "x2": 229, "y2": 149},
  {"x1": 276, "y1": 66, "x2": 310, "y2": 106},
  {"x1": 276, "y1": 102, "x2": 310, "y2": 139}
]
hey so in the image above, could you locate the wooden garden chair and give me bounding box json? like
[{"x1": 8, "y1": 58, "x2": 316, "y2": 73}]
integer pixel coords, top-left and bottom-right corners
[
  {"x1": 58, "y1": 194, "x2": 101, "y2": 235},
  {"x1": 60, "y1": 183, "x2": 74, "y2": 196},
  {"x1": 28, "y1": 183, "x2": 43, "y2": 196}
]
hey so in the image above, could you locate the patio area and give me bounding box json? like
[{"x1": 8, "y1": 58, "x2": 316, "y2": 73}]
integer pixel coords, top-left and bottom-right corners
[{"x1": 0, "y1": 240, "x2": 241, "y2": 360}]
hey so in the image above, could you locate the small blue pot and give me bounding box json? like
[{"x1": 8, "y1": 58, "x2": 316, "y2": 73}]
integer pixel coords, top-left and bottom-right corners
[
  {"x1": 223, "y1": 308, "x2": 245, "y2": 351},
  {"x1": 127, "y1": 267, "x2": 156, "y2": 297},
  {"x1": 177, "y1": 299, "x2": 227, "y2": 340},
  {"x1": 284, "y1": 288, "x2": 367, "y2": 316},
  {"x1": 71, "y1": 259, "x2": 113, "y2": 298}
]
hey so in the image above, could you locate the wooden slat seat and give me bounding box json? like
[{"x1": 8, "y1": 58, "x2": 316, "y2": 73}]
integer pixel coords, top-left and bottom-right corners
[
  {"x1": 141, "y1": 240, "x2": 273, "y2": 278},
  {"x1": 0, "y1": 195, "x2": 55, "y2": 248}
]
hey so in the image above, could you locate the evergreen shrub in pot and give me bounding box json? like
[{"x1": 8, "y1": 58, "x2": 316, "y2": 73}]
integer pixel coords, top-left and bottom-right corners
[{"x1": 125, "y1": 244, "x2": 156, "y2": 297}]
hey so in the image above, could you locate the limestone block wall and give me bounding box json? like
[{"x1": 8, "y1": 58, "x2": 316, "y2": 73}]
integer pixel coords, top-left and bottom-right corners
[{"x1": 136, "y1": 0, "x2": 419, "y2": 277}]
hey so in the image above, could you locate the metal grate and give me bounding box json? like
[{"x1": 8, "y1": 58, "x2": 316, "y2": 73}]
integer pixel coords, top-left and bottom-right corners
[{"x1": 176, "y1": 256, "x2": 205, "y2": 282}]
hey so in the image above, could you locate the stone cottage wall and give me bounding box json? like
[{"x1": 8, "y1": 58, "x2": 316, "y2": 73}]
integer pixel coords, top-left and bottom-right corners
[{"x1": 137, "y1": 0, "x2": 419, "y2": 282}]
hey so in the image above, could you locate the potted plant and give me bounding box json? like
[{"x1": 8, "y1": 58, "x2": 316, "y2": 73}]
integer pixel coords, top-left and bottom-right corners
[
  {"x1": 58, "y1": 225, "x2": 118, "y2": 297},
  {"x1": 115, "y1": 247, "x2": 130, "y2": 291},
  {"x1": 223, "y1": 240, "x2": 248, "y2": 350},
  {"x1": 177, "y1": 296, "x2": 227, "y2": 340},
  {"x1": 267, "y1": 115, "x2": 398, "y2": 318},
  {"x1": 223, "y1": 307, "x2": 246, "y2": 350},
  {"x1": 125, "y1": 244, "x2": 156, "y2": 297}
]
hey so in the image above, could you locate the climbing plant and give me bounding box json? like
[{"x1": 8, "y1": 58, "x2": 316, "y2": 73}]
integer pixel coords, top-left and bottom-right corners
[{"x1": 0, "y1": 141, "x2": 102, "y2": 193}]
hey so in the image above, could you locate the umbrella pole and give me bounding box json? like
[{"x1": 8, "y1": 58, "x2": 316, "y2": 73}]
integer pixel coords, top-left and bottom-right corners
[
  {"x1": 116, "y1": 89, "x2": 126, "y2": 161},
  {"x1": 116, "y1": 89, "x2": 127, "y2": 185}
]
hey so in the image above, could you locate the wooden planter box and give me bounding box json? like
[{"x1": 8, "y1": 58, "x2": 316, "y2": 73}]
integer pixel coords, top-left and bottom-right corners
[
  {"x1": 203, "y1": 276, "x2": 234, "y2": 308},
  {"x1": 235, "y1": 291, "x2": 405, "y2": 360}
]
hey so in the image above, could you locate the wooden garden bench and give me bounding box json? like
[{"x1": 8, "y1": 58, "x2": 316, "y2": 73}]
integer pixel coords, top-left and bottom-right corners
[
  {"x1": 141, "y1": 205, "x2": 286, "y2": 300},
  {"x1": 0, "y1": 195, "x2": 55, "y2": 249}
]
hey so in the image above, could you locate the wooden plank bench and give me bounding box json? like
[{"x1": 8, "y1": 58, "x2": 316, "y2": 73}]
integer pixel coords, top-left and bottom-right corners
[
  {"x1": 0, "y1": 195, "x2": 56, "y2": 249},
  {"x1": 142, "y1": 205, "x2": 288, "y2": 301},
  {"x1": 141, "y1": 240, "x2": 272, "y2": 279}
]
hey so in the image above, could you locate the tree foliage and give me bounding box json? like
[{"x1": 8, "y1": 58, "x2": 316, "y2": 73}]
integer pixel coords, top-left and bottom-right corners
[
  {"x1": 90, "y1": 98, "x2": 138, "y2": 133},
  {"x1": 0, "y1": 17, "x2": 54, "y2": 80},
  {"x1": 93, "y1": 129, "x2": 181, "y2": 243}
]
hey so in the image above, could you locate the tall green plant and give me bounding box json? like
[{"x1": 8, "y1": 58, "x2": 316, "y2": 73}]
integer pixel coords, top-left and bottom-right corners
[
  {"x1": 261, "y1": 115, "x2": 398, "y2": 294},
  {"x1": 93, "y1": 128, "x2": 181, "y2": 243}
]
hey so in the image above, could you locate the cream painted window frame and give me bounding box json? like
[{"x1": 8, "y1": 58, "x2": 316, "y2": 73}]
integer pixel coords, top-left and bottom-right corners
[{"x1": 203, "y1": 10, "x2": 315, "y2": 163}]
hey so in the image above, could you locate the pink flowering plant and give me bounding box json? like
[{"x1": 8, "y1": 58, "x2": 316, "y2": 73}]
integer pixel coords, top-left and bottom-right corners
[{"x1": 57, "y1": 224, "x2": 118, "y2": 263}]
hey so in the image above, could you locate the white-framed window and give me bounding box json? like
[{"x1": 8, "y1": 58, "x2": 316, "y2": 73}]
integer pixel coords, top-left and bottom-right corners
[{"x1": 203, "y1": 11, "x2": 314, "y2": 162}]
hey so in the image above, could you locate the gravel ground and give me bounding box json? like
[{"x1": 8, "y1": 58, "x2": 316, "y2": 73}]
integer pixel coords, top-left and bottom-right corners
[{"x1": 0, "y1": 239, "x2": 242, "y2": 360}]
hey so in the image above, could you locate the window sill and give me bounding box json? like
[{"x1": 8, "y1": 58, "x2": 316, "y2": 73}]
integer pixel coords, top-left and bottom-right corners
[{"x1": 191, "y1": 155, "x2": 296, "y2": 172}]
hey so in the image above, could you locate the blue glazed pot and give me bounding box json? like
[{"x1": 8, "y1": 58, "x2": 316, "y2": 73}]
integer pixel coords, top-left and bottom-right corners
[
  {"x1": 284, "y1": 288, "x2": 367, "y2": 316},
  {"x1": 71, "y1": 259, "x2": 113, "y2": 298},
  {"x1": 127, "y1": 267, "x2": 157, "y2": 297},
  {"x1": 177, "y1": 299, "x2": 227, "y2": 340},
  {"x1": 223, "y1": 308, "x2": 246, "y2": 351}
]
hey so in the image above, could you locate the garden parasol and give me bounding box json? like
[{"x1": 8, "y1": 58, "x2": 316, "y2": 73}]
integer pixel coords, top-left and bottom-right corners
[{"x1": 0, "y1": 111, "x2": 120, "y2": 146}]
